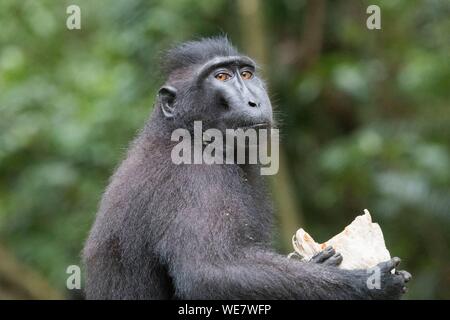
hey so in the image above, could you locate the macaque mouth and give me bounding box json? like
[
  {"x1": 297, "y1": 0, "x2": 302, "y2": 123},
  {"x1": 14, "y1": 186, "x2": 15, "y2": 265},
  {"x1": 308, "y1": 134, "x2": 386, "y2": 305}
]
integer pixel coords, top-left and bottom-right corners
[{"x1": 237, "y1": 122, "x2": 271, "y2": 130}]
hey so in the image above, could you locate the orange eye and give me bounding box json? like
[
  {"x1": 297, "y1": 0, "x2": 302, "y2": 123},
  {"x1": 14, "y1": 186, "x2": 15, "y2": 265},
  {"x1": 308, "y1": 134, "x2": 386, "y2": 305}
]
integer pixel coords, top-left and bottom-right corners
[
  {"x1": 215, "y1": 73, "x2": 231, "y2": 81},
  {"x1": 241, "y1": 70, "x2": 253, "y2": 80}
]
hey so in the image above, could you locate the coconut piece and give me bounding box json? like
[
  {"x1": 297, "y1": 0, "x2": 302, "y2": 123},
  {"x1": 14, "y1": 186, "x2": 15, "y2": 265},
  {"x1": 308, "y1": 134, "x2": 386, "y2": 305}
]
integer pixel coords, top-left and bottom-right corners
[{"x1": 290, "y1": 209, "x2": 391, "y2": 269}]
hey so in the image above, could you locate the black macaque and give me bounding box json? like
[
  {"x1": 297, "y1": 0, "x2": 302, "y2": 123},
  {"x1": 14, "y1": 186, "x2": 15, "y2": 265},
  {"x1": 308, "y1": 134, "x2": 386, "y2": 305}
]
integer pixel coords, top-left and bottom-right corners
[{"x1": 82, "y1": 37, "x2": 411, "y2": 299}]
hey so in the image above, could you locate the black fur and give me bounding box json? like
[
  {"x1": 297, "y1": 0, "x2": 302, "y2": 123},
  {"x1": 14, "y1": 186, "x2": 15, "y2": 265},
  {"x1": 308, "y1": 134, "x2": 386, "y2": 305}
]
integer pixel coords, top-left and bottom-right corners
[
  {"x1": 162, "y1": 36, "x2": 239, "y2": 75},
  {"x1": 82, "y1": 37, "x2": 410, "y2": 299}
]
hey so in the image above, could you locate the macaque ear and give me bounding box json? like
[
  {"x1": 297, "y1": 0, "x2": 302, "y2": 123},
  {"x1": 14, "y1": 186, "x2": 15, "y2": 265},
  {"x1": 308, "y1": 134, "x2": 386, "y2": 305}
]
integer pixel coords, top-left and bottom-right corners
[{"x1": 158, "y1": 86, "x2": 177, "y2": 119}]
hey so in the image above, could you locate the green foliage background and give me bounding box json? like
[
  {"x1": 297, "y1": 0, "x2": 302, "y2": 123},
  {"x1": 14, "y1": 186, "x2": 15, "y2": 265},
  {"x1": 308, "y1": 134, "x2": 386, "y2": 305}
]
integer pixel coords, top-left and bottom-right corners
[{"x1": 0, "y1": 0, "x2": 449, "y2": 299}]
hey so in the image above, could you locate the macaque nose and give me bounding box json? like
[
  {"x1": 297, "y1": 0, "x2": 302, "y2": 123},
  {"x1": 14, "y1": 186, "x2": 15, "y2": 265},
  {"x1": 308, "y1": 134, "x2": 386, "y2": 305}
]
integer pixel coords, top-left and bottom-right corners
[{"x1": 248, "y1": 100, "x2": 259, "y2": 107}]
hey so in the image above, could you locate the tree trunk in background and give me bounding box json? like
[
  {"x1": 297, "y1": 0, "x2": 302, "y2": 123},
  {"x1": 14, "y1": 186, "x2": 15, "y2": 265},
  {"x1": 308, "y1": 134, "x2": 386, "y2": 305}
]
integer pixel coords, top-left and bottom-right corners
[
  {"x1": 297, "y1": 0, "x2": 326, "y2": 70},
  {"x1": 237, "y1": 0, "x2": 303, "y2": 251},
  {"x1": 0, "y1": 245, "x2": 63, "y2": 299}
]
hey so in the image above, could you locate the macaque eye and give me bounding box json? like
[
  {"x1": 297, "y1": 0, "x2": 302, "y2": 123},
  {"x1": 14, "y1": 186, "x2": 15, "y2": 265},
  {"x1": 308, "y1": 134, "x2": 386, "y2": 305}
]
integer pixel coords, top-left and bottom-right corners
[
  {"x1": 215, "y1": 72, "x2": 232, "y2": 81},
  {"x1": 241, "y1": 70, "x2": 253, "y2": 80}
]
